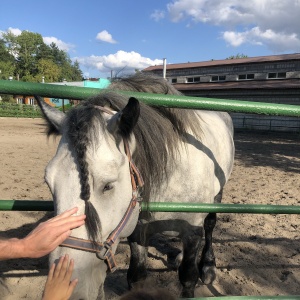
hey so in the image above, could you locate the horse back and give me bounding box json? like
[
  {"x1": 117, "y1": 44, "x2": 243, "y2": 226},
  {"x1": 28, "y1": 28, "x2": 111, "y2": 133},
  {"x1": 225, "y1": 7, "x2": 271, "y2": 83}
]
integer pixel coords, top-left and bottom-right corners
[{"x1": 150, "y1": 110, "x2": 234, "y2": 226}]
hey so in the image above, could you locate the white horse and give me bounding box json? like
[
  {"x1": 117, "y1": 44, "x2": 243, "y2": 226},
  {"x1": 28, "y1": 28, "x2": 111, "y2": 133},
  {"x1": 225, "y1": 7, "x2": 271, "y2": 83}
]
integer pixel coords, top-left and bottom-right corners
[{"x1": 36, "y1": 74, "x2": 234, "y2": 299}]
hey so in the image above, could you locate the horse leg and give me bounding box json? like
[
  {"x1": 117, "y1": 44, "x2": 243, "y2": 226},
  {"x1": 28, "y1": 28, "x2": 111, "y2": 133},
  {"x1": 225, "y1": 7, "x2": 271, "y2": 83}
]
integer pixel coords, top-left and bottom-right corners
[
  {"x1": 198, "y1": 189, "x2": 222, "y2": 284},
  {"x1": 178, "y1": 229, "x2": 203, "y2": 298},
  {"x1": 127, "y1": 223, "x2": 149, "y2": 289},
  {"x1": 198, "y1": 212, "x2": 217, "y2": 284}
]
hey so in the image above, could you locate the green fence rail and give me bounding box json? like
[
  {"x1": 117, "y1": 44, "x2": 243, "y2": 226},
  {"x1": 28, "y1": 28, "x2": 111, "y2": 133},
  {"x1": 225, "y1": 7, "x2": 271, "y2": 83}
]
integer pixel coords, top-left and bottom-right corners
[
  {"x1": 189, "y1": 297, "x2": 300, "y2": 300},
  {"x1": 1, "y1": 200, "x2": 300, "y2": 214},
  {"x1": 1, "y1": 80, "x2": 300, "y2": 116}
]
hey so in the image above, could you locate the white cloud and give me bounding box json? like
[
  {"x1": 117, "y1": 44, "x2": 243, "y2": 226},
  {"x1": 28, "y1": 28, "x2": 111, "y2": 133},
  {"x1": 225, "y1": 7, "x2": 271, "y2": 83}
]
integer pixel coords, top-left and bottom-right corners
[
  {"x1": 96, "y1": 30, "x2": 117, "y2": 44},
  {"x1": 150, "y1": 10, "x2": 165, "y2": 21},
  {"x1": 74, "y1": 50, "x2": 163, "y2": 75},
  {"x1": 43, "y1": 36, "x2": 75, "y2": 52},
  {"x1": 0, "y1": 27, "x2": 22, "y2": 39},
  {"x1": 165, "y1": 0, "x2": 300, "y2": 52},
  {"x1": 6, "y1": 27, "x2": 22, "y2": 36},
  {"x1": 223, "y1": 27, "x2": 300, "y2": 52},
  {"x1": 223, "y1": 31, "x2": 246, "y2": 47},
  {"x1": 0, "y1": 28, "x2": 75, "y2": 52}
]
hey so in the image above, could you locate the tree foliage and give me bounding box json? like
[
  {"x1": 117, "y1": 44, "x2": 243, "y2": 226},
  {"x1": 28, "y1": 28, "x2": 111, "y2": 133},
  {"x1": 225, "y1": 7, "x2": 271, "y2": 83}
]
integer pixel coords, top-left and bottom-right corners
[
  {"x1": 0, "y1": 39, "x2": 15, "y2": 80},
  {"x1": 0, "y1": 30, "x2": 83, "y2": 83},
  {"x1": 226, "y1": 53, "x2": 248, "y2": 60}
]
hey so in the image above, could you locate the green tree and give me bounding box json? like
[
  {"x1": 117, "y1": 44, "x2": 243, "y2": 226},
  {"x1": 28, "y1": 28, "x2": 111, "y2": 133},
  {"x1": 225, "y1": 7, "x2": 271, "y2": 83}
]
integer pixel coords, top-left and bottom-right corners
[
  {"x1": 1, "y1": 31, "x2": 18, "y2": 59},
  {"x1": 226, "y1": 53, "x2": 248, "y2": 59},
  {"x1": 70, "y1": 60, "x2": 83, "y2": 81},
  {"x1": 0, "y1": 39, "x2": 15, "y2": 80},
  {"x1": 36, "y1": 58, "x2": 61, "y2": 82},
  {"x1": 14, "y1": 31, "x2": 44, "y2": 79},
  {"x1": 1, "y1": 29, "x2": 84, "y2": 83},
  {"x1": 36, "y1": 43, "x2": 54, "y2": 61},
  {"x1": 50, "y1": 43, "x2": 68, "y2": 66},
  {"x1": 59, "y1": 60, "x2": 83, "y2": 82}
]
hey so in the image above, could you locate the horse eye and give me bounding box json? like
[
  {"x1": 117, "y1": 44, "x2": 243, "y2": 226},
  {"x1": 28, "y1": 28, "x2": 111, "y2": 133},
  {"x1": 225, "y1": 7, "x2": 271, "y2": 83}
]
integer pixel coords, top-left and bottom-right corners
[{"x1": 103, "y1": 183, "x2": 113, "y2": 192}]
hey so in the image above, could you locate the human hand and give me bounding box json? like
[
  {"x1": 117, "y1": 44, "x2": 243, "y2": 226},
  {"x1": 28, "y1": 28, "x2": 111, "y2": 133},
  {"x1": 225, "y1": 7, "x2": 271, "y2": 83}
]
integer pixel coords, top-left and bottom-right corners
[
  {"x1": 20, "y1": 207, "x2": 86, "y2": 258},
  {"x1": 43, "y1": 255, "x2": 77, "y2": 300}
]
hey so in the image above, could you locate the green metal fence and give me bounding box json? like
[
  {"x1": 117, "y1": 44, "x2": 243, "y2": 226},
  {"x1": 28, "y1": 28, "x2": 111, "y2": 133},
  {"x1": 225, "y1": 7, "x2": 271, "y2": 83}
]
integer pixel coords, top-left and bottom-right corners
[
  {"x1": 1, "y1": 79, "x2": 300, "y2": 116},
  {"x1": 1, "y1": 200, "x2": 300, "y2": 215},
  {"x1": 0, "y1": 79, "x2": 300, "y2": 300}
]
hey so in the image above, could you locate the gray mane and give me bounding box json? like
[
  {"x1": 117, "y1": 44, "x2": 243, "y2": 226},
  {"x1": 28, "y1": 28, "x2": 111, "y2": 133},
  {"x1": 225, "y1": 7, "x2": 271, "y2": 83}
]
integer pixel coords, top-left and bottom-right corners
[
  {"x1": 108, "y1": 74, "x2": 202, "y2": 198},
  {"x1": 65, "y1": 73, "x2": 201, "y2": 241}
]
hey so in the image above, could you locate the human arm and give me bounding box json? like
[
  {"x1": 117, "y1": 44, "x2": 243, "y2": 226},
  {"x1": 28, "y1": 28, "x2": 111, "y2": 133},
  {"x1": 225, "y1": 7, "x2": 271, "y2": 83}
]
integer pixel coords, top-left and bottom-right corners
[
  {"x1": 43, "y1": 255, "x2": 77, "y2": 300},
  {"x1": 0, "y1": 207, "x2": 85, "y2": 260}
]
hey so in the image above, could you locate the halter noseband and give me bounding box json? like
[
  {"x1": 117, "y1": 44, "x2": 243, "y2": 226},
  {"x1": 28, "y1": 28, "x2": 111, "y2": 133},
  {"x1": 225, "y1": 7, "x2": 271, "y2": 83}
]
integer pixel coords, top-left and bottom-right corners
[{"x1": 60, "y1": 105, "x2": 144, "y2": 272}]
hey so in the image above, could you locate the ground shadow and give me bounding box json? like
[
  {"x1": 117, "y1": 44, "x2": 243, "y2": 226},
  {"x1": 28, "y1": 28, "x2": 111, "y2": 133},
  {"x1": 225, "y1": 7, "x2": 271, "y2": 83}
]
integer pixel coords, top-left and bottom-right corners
[
  {"x1": 234, "y1": 130, "x2": 300, "y2": 173},
  {"x1": 0, "y1": 212, "x2": 52, "y2": 275}
]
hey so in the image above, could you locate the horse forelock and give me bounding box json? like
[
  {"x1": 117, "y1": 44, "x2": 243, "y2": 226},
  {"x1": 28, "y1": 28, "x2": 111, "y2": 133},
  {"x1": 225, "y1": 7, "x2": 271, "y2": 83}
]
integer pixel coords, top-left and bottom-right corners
[{"x1": 62, "y1": 74, "x2": 201, "y2": 241}]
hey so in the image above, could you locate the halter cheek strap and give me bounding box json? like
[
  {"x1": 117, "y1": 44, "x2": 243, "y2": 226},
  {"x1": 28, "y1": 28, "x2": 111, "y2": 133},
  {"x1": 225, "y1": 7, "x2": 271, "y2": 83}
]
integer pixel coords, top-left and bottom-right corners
[{"x1": 60, "y1": 105, "x2": 144, "y2": 272}]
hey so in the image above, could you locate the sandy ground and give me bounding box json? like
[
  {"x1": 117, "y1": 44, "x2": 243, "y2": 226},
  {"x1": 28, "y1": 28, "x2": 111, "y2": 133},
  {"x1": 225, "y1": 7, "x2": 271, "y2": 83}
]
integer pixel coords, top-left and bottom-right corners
[{"x1": 0, "y1": 117, "x2": 300, "y2": 299}]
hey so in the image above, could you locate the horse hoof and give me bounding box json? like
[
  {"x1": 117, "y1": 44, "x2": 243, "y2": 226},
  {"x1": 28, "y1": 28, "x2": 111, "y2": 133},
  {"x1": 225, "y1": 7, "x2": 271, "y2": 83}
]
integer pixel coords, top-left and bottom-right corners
[
  {"x1": 181, "y1": 288, "x2": 194, "y2": 298},
  {"x1": 199, "y1": 266, "x2": 216, "y2": 284}
]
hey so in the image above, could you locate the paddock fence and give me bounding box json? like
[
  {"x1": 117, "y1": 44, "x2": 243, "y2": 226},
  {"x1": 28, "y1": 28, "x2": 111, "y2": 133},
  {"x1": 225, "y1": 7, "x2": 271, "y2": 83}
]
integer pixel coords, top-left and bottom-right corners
[{"x1": 0, "y1": 79, "x2": 300, "y2": 300}]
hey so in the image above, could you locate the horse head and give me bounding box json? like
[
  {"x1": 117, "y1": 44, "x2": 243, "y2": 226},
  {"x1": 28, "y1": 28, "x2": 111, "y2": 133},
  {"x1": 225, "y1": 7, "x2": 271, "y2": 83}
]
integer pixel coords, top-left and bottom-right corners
[{"x1": 36, "y1": 95, "x2": 142, "y2": 299}]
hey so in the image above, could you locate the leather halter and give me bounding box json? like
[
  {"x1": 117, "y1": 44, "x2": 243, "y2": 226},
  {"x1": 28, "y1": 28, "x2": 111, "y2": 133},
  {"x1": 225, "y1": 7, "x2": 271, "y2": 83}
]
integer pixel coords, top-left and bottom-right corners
[{"x1": 60, "y1": 105, "x2": 144, "y2": 272}]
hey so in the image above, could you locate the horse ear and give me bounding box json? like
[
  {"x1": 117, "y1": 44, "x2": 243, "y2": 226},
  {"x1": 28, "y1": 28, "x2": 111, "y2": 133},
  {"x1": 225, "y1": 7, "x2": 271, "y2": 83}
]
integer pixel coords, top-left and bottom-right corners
[
  {"x1": 117, "y1": 97, "x2": 140, "y2": 138},
  {"x1": 34, "y1": 95, "x2": 65, "y2": 134}
]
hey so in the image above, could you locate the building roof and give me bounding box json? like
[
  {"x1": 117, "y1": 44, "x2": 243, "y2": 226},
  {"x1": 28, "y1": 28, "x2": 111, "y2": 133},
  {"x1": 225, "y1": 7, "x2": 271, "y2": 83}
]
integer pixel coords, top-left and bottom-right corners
[
  {"x1": 144, "y1": 53, "x2": 300, "y2": 72},
  {"x1": 173, "y1": 79, "x2": 300, "y2": 91}
]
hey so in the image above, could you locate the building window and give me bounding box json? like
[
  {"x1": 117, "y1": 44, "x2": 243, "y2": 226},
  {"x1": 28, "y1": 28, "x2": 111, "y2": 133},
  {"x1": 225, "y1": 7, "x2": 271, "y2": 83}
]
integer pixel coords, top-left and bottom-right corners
[
  {"x1": 171, "y1": 78, "x2": 177, "y2": 84},
  {"x1": 186, "y1": 76, "x2": 201, "y2": 83},
  {"x1": 17, "y1": 98, "x2": 24, "y2": 104},
  {"x1": 268, "y1": 72, "x2": 286, "y2": 79},
  {"x1": 238, "y1": 74, "x2": 255, "y2": 80},
  {"x1": 211, "y1": 75, "x2": 226, "y2": 82},
  {"x1": 268, "y1": 73, "x2": 277, "y2": 79},
  {"x1": 29, "y1": 98, "x2": 35, "y2": 105},
  {"x1": 278, "y1": 72, "x2": 287, "y2": 78}
]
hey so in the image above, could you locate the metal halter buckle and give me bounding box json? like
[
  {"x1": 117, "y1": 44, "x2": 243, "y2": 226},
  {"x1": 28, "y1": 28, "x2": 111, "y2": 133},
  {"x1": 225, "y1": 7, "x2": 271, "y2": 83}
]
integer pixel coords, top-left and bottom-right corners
[{"x1": 96, "y1": 243, "x2": 111, "y2": 260}]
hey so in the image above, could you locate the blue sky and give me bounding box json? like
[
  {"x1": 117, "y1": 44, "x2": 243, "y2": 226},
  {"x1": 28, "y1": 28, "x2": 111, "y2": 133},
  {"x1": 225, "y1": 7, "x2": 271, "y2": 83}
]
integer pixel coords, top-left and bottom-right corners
[{"x1": 1, "y1": 0, "x2": 300, "y2": 79}]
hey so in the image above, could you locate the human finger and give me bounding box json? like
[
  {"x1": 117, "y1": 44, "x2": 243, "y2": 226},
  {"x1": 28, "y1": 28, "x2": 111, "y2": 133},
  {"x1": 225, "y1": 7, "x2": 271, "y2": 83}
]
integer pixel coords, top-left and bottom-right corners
[
  {"x1": 50, "y1": 217, "x2": 86, "y2": 237},
  {"x1": 67, "y1": 278, "x2": 79, "y2": 298},
  {"x1": 53, "y1": 255, "x2": 65, "y2": 278},
  {"x1": 47, "y1": 263, "x2": 56, "y2": 281},
  {"x1": 46, "y1": 207, "x2": 80, "y2": 223},
  {"x1": 39, "y1": 216, "x2": 85, "y2": 241},
  {"x1": 49, "y1": 215, "x2": 86, "y2": 229},
  {"x1": 60, "y1": 254, "x2": 70, "y2": 280},
  {"x1": 26, "y1": 216, "x2": 84, "y2": 246},
  {"x1": 64, "y1": 258, "x2": 75, "y2": 282}
]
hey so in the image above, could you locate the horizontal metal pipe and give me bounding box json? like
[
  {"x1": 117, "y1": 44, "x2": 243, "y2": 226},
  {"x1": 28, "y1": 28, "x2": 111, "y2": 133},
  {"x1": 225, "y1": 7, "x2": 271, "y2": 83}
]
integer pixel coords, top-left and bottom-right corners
[
  {"x1": 142, "y1": 202, "x2": 300, "y2": 214},
  {"x1": 0, "y1": 80, "x2": 100, "y2": 101},
  {"x1": 125, "y1": 91, "x2": 300, "y2": 117},
  {"x1": 1, "y1": 200, "x2": 300, "y2": 214},
  {"x1": 1, "y1": 80, "x2": 300, "y2": 116},
  {"x1": 0, "y1": 200, "x2": 54, "y2": 211},
  {"x1": 189, "y1": 297, "x2": 300, "y2": 300}
]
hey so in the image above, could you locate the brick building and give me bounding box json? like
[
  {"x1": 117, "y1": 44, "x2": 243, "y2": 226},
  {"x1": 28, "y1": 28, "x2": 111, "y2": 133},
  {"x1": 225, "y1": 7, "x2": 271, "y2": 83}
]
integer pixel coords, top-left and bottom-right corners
[{"x1": 14, "y1": 95, "x2": 55, "y2": 107}]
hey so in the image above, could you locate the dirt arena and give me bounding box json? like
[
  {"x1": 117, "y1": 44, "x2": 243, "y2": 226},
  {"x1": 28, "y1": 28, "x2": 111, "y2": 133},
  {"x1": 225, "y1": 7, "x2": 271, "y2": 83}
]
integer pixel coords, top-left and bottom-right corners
[{"x1": 0, "y1": 117, "x2": 300, "y2": 299}]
